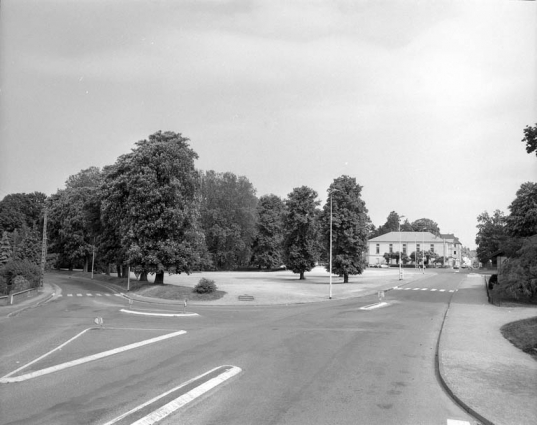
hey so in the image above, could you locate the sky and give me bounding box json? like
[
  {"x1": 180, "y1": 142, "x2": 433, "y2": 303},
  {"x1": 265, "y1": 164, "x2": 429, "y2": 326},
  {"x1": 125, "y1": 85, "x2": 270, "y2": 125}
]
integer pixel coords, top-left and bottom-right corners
[{"x1": 1, "y1": 0, "x2": 536, "y2": 249}]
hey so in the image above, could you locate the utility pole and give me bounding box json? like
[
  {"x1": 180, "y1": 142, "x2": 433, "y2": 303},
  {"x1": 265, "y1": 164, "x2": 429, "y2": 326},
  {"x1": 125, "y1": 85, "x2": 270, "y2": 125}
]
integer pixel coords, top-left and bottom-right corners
[{"x1": 40, "y1": 207, "x2": 48, "y2": 287}]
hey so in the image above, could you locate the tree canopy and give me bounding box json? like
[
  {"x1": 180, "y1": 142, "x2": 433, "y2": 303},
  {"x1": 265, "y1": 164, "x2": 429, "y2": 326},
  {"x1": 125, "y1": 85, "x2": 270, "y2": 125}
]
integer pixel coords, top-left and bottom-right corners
[
  {"x1": 521, "y1": 123, "x2": 537, "y2": 157},
  {"x1": 283, "y1": 186, "x2": 320, "y2": 280},
  {"x1": 100, "y1": 131, "x2": 205, "y2": 283},
  {"x1": 321, "y1": 176, "x2": 369, "y2": 283},
  {"x1": 505, "y1": 182, "x2": 537, "y2": 237},
  {"x1": 0, "y1": 192, "x2": 47, "y2": 233},
  {"x1": 251, "y1": 194, "x2": 285, "y2": 269},
  {"x1": 199, "y1": 170, "x2": 257, "y2": 270},
  {"x1": 411, "y1": 218, "x2": 440, "y2": 236},
  {"x1": 475, "y1": 210, "x2": 506, "y2": 264}
]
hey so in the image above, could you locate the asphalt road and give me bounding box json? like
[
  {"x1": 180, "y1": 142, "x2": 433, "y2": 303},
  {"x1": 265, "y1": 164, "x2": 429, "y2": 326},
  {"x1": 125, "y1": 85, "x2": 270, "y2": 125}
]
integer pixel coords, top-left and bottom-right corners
[{"x1": 0, "y1": 271, "x2": 476, "y2": 424}]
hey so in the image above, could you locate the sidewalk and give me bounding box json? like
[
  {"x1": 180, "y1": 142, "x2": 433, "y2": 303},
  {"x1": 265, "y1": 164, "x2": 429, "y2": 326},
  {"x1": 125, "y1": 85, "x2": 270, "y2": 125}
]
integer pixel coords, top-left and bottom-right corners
[
  {"x1": 438, "y1": 275, "x2": 537, "y2": 425},
  {"x1": 0, "y1": 283, "x2": 56, "y2": 318}
]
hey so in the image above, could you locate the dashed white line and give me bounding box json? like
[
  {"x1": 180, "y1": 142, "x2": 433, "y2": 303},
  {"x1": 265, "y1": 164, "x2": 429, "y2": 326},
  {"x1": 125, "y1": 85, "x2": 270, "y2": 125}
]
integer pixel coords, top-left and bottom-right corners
[
  {"x1": 76, "y1": 294, "x2": 83, "y2": 297},
  {"x1": 430, "y1": 289, "x2": 437, "y2": 291},
  {"x1": 120, "y1": 309, "x2": 199, "y2": 317},
  {"x1": 447, "y1": 419, "x2": 471, "y2": 425},
  {"x1": 67, "y1": 294, "x2": 73, "y2": 297},
  {"x1": 360, "y1": 302, "x2": 389, "y2": 310}
]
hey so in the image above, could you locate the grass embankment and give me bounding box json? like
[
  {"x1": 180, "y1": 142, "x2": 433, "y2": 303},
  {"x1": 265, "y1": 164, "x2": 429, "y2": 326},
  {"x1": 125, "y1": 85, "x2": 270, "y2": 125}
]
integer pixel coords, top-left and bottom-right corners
[
  {"x1": 52, "y1": 270, "x2": 226, "y2": 301},
  {"x1": 501, "y1": 316, "x2": 537, "y2": 361}
]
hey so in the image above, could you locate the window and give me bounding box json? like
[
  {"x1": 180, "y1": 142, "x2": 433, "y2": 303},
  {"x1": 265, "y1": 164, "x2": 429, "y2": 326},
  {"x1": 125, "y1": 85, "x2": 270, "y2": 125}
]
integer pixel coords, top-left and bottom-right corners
[
  {"x1": 417, "y1": 243, "x2": 420, "y2": 252},
  {"x1": 430, "y1": 244, "x2": 434, "y2": 253},
  {"x1": 389, "y1": 244, "x2": 393, "y2": 253},
  {"x1": 454, "y1": 250, "x2": 457, "y2": 255},
  {"x1": 403, "y1": 243, "x2": 407, "y2": 254},
  {"x1": 376, "y1": 244, "x2": 380, "y2": 254}
]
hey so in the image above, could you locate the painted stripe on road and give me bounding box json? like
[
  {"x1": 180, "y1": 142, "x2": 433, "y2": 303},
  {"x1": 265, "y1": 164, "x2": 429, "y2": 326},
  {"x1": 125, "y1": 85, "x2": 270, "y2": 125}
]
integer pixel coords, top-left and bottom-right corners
[
  {"x1": 360, "y1": 302, "x2": 389, "y2": 310},
  {"x1": 103, "y1": 365, "x2": 242, "y2": 425},
  {"x1": 120, "y1": 309, "x2": 199, "y2": 317},
  {"x1": 76, "y1": 294, "x2": 83, "y2": 297},
  {"x1": 430, "y1": 288, "x2": 437, "y2": 291},
  {"x1": 447, "y1": 420, "x2": 471, "y2": 425},
  {"x1": 0, "y1": 330, "x2": 187, "y2": 383}
]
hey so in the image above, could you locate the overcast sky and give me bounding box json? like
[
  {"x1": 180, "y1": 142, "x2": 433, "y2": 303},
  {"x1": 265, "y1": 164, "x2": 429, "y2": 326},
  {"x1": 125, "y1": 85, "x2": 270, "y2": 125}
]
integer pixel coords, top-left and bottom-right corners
[{"x1": 1, "y1": 0, "x2": 536, "y2": 249}]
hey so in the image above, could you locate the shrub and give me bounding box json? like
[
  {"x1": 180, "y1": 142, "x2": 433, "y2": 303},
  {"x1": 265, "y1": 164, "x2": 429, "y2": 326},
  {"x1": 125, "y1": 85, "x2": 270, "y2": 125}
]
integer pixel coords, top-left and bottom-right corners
[
  {"x1": 194, "y1": 278, "x2": 217, "y2": 294},
  {"x1": 0, "y1": 259, "x2": 42, "y2": 293}
]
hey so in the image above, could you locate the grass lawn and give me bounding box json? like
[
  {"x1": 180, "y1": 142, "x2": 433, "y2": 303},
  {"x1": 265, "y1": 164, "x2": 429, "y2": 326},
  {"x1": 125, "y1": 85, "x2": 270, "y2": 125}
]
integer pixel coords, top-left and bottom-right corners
[
  {"x1": 52, "y1": 270, "x2": 226, "y2": 302},
  {"x1": 500, "y1": 316, "x2": 537, "y2": 360},
  {"x1": 133, "y1": 283, "x2": 226, "y2": 301}
]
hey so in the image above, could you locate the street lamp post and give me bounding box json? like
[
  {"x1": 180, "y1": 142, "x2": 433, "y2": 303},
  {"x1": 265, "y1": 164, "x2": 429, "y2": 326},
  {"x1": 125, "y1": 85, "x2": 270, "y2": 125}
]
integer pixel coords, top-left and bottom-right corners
[
  {"x1": 329, "y1": 188, "x2": 340, "y2": 299},
  {"x1": 399, "y1": 215, "x2": 405, "y2": 280}
]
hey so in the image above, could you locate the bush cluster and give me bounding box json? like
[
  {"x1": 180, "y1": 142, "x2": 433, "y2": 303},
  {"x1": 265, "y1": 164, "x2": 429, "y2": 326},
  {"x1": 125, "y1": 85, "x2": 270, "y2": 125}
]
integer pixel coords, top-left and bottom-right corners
[
  {"x1": 194, "y1": 278, "x2": 217, "y2": 294},
  {"x1": 0, "y1": 259, "x2": 42, "y2": 293}
]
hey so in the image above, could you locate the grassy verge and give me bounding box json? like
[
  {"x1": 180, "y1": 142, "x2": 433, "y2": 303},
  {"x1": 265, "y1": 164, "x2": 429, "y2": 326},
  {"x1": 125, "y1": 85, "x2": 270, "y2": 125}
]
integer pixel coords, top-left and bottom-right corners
[
  {"x1": 500, "y1": 316, "x2": 537, "y2": 360},
  {"x1": 48, "y1": 270, "x2": 226, "y2": 301}
]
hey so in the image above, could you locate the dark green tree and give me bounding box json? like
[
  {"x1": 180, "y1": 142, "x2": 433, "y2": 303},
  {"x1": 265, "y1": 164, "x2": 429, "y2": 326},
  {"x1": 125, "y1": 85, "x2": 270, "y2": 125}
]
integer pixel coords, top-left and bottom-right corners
[
  {"x1": 199, "y1": 171, "x2": 257, "y2": 270},
  {"x1": 521, "y1": 123, "x2": 537, "y2": 157},
  {"x1": 505, "y1": 182, "x2": 537, "y2": 237},
  {"x1": 0, "y1": 231, "x2": 12, "y2": 267},
  {"x1": 101, "y1": 131, "x2": 205, "y2": 284},
  {"x1": 283, "y1": 186, "x2": 320, "y2": 280},
  {"x1": 411, "y1": 218, "x2": 441, "y2": 235},
  {"x1": 251, "y1": 194, "x2": 286, "y2": 269},
  {"x1": 14, "y1": 227, "x2": 41, "y2": 266},
  {"x1": 0, "y1": 192, "x2": 47, "y2": 233},
  {"x1": 321, "y1": 176, "x2": 369, "y2": 283},
  {"x1": 475, "y1": 210, "x2": 507, "y2": 265}
]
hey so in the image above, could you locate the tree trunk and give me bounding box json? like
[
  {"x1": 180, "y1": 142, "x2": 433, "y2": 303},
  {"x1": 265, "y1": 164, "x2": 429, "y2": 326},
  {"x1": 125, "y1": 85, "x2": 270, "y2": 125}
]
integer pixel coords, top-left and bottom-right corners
[
  {"x1": 106, "y1": 264, "x2": 110, "y2": 276},
  {"x1": 69, "y1": 264, "x2": 73, "y2": 271},
  {"x1": 84, "y1": 256, "x2": 89, "y2": 272},
  {"x1": 343, "y1": 272, "x2": 349, "y2": 283},
  {"x1": 154, "y1": 271, "x2": 164, "y2": 284},
  {"x1": 299, "y1": 271, "x2": 305, "y2": 280},
  {"x1": 116, "y1": 263, "x2": 122, "y2": 278},
  {"x1": 139, "y1": 271, "x2": 148, "y2": 282},
  {"x1": 122, "y1": 265, "x2": 129, "y2": 279}
]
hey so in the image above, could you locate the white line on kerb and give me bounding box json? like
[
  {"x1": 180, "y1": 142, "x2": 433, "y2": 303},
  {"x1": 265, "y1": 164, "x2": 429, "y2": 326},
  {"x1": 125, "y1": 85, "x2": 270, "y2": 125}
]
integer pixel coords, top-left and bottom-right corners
[
  {"x1": 103, "y1": 365, "x2": 242, "y2": 425},
  {"x1": 0, "y1": 330, "x2": 186, "y2": 383},
  {"x1": 120, "y1": 309, "x2": 199, "y2": 317},
  {"x1": 360, "y1": 302, "x2": 388, "y2": 310}
]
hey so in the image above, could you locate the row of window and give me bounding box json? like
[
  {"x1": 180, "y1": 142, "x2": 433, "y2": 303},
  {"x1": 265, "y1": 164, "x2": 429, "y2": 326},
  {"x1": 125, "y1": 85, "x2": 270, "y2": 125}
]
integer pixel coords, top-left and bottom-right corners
[{"x1": 374, "y1": 244, "x2": 456, "y2": 255}]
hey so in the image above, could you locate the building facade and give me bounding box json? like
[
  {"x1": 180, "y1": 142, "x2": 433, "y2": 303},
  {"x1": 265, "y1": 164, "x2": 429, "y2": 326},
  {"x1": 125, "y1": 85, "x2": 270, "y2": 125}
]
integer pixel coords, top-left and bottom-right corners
[{"x1": 367, "y1": 231, "x2": 462, "y2": 267}]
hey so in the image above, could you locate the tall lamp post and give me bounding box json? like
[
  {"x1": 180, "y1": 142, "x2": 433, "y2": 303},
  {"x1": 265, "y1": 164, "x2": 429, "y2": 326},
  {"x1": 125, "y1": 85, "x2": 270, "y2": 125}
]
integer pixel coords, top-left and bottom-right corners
[
  {"x1": 329, "y1": 188, "x2": 340, "y2": 299},
  {"x1": 399, "y1": 215, "x2": 405, "y2": 281}
]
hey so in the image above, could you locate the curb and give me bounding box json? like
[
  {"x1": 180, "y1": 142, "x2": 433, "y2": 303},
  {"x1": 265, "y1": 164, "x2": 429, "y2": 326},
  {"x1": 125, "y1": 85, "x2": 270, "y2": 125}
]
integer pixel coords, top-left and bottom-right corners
[{"x1": 434, "y1": 283, "x2": 494, "y2": 425}]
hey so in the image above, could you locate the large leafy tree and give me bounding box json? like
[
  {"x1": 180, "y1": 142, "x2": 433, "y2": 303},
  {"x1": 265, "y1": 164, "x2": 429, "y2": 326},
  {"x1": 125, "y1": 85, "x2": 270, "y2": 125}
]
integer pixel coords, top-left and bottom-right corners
[
  {"x1": 321, "y1": 176, "x2": 369, "y2": 283},
  {"x1": 283, "y1": 186, "x2": 320, "y2": 280},
  {"x1": 101, "y1": 131, "x2": 205, "y2": 284},
  {"x1": 505, "y1": 182, "x2": 537, "y2": 237},
  {"x1": 411, "y1": 218, "x2": 441, "y2": 235},
  {"x1": 199, "y1": 171, "x2": 257, "y2": 270},
  {"x1": 521, "y1": 123, "x2": 537, "y2": 157},
  {"x1": 475, "y1": 210, "x2": 507, "y2": 265},
  {"x1": 0, "y1": 192, "x2": 47, "y2": 233},
  {"x1": 47, "y1": 167, "x2": 103, "y2": 271},
  {"x1": 251, "y1": 194, "x2": 286, "y2": 269}
]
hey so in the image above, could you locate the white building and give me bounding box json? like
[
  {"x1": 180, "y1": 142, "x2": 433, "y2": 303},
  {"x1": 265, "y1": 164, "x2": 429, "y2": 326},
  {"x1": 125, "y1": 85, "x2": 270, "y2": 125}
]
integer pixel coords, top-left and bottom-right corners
[{"x1": 367, "y1": 231, "x2": 462, "y2": 267}]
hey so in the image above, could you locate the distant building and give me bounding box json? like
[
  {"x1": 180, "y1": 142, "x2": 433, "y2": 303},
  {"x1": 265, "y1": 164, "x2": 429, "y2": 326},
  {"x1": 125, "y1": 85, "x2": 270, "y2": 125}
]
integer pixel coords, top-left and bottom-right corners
[{"x1": 367, "y1": 231, "x2": 462, "y2": 267}]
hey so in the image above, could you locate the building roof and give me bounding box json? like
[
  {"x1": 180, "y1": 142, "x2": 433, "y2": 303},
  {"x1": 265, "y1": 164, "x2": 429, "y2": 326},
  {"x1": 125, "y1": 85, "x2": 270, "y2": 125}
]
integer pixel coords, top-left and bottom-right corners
[
  {"x1": 440, "y1": 233, "x2": 461, "y2": 245},
  {"x1": 368, "y1": 231, "x2": 444, "y2": 243}
]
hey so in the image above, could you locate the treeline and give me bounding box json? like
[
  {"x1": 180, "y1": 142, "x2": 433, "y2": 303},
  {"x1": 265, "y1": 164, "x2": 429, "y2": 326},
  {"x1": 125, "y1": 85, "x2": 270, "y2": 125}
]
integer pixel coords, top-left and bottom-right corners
[
  {"x1": 475, "y1": 181, "x2": 537, "y2": 298},
  {"x1": 0, "y1": 131, "x2": 372, "y2": 285}
]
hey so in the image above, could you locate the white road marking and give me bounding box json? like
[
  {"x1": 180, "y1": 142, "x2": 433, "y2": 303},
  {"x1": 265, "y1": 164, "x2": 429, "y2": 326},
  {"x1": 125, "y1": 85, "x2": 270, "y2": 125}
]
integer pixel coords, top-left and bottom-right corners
[
  {"x1": 86, "y1": 294, "x2": 92, "y2": 296},
  {"x1": 96, "y1": 294, "x2": 102, "y2": 296},
  {"x1": 413, "y1": 288, "x2": 420, "y2": 291},
  {"x1": 105, "y1": 294, "x2": 111, "y2": 296},
  {"x1": 67, "y1": 294, "x2": 73, "y2": 297},
  {"x1": 447, "y1": 420, "x2": 471, "y2": 425},
  {"x1": 360, "y1": 302, "x2": 389, "y2": 310},
  {"x1": 431, "y1": 289, "x2": 437, "y2": 291},
  {"x1": 114, "y1": 294, "x2": 122, "y2": 297},
  {"x1": 439, "y1": 289, "x2": 445, "y2": 292},
  {"x1": 76, "y1": 294, "x2": 83, "y2": 297},
  {"x1": 404, "y1": 288, "x2": 411, "y2": 290},
  {"x1": 120, "y1": 309, "x2": 199, "y2": 317},
  {"x1": 449, "y1": 290, "x2": 455, "y2": 292},
  {"x1": 0, "y1": 330, "x2": 187, "y2": 383},
  {"x1": 421, "y1": 288, "x2": 428, "y2": 291},
  {"x1": 103, "y1": 366, "x2": 242, "y2": 425},
  {"x1": 56, "y1": 294, "x2": 63, "y2": 297}
]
